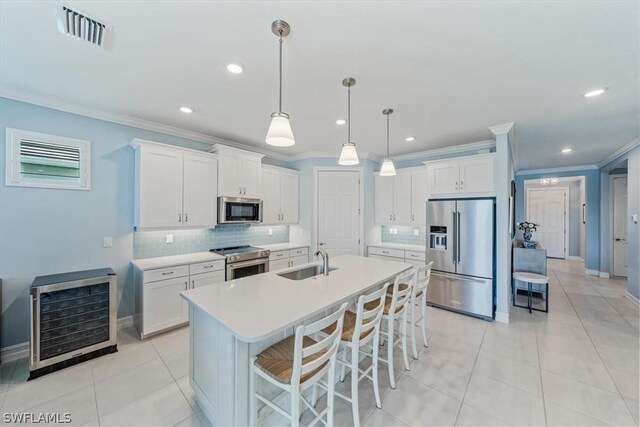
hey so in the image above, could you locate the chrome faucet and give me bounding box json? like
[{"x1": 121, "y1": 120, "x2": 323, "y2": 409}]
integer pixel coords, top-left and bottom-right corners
[{"x1": 314, "y1": 248, "x2": 330, "y2": 275}]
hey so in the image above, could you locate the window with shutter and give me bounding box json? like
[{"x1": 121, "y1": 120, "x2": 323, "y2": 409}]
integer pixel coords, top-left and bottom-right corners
[{"x1": 5, "y1": 128, "x2": 91, "y2": 190}]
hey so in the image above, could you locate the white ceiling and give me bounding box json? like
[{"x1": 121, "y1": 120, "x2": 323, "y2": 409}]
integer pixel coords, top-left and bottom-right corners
[{"x1": 1, "y1": 1, "x2": 638, "y2": 170}]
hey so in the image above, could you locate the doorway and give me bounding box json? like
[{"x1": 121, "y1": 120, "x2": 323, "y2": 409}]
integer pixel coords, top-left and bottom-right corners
[
  {"x1": 612, "y1": 175, "x2": 628, "y2": 277},
  {"x1": 313, "y1": 167, "x2": 363, "y2": 257},
  {"x1": 526, "y1": 187, "x2": 568, "y2": 258}
]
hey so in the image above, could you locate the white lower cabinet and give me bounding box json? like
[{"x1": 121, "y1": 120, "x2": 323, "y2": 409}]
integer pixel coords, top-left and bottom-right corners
[
  {"x1": 134, "y1": 259, "x2": 225, "y2": 338},
  {"x1": 268, "y1": 247, "x2": 309, "y2": 272},
  {"x1": 367, "y1": 246, "x2": 426, "y2": 268}
]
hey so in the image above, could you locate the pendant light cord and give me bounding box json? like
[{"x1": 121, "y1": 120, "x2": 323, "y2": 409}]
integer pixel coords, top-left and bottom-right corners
[
  {"x1": 347, "y1": 85, "x2": 351, "y2": 143},
  {"x1": 386, "y1": 113, "x2": 390, "y2": 158},
  {"x1": 278, "y1": 36, "x2": 283, "y2": 113}
]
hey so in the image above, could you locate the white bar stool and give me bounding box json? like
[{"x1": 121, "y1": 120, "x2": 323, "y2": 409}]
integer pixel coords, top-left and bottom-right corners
[
  {"x1": 249, "y1": 303, "x2": 348, "y2": 427},
  {"x1": 312, "y1": 284, "x2": 389, "y2": 426},
  {"x1": 408, "y1": 261, "x2": 433, "y2": 359},
  {"x1": 367, "y1": 270, "x2": 414, "y2": 389},
  {"x1": 512, "y1": 271, "x2": 549, "y2": 313}
]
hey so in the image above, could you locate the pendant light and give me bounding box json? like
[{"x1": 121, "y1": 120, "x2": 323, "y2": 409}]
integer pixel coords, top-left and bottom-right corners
[
  {"x1": 379, "y1": 108, "x2": 396, "y2": 176},
  {"x1": 265, "y1": 20, "x2": 295, "y2": 147},
  {"x1": 338, "y1": 77, "x2": 360, "y2": 165}
]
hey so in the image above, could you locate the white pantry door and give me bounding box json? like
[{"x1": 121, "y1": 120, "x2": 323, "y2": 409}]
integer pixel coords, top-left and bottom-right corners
[
  {"x1": 527, "y1": 188, "x2": 567, "y2": 258},
  {"x1": 613, "y1": 177, "x2": 628, "y2": 277},
  {"x1": 317, "y1": 171, "x2": 361, "y2": 257}
]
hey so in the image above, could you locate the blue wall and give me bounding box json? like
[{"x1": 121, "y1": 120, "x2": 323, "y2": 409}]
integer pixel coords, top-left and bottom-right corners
[
  {"x1": 515, "y1": 169, "x2": 600, "y2": 271},
  {"x1": 0, "y1": 97, "x2": 291, "y2": 348}
]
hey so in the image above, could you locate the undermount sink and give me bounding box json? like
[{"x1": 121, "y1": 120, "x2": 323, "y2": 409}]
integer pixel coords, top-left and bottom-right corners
[{"x1": 277, "y1": 265, "x2": 338, "y2": 281}]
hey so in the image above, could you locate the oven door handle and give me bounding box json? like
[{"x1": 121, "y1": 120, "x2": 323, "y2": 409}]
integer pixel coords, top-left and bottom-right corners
[{"x1": 228, "y1": 258, "x2": 269, "y2": 269}]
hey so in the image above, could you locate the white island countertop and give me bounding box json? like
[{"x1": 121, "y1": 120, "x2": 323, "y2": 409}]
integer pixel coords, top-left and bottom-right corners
[
  {"x1": 259, "y1": 242, "x2": 309, "y2": 252},
  {"x1": 180, "y1": 254, "x2": 411, "y2": 342},
  {"x1": 368, "y1": 242, "x2": 426, "y2": 252},
  {"x1": 131, "y1": 251, "x2": 225, "y2": 271}
]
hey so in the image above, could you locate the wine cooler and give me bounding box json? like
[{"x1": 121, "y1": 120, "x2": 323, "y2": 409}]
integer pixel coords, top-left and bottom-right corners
[{"x1": 29, "y1": 268, "x2": 117, "y2": 379}]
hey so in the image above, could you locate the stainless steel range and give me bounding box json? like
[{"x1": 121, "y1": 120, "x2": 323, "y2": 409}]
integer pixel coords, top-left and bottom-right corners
[{"x1": 210, "y1": 246, "x2": 270, "y2": 280}]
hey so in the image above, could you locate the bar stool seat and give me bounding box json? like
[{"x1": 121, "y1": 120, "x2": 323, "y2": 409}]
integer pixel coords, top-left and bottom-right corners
[
  {"x1": 323, "y1": 310, "x2": 375, "y2": 341},
  {"x1": 254, "y1": 335, "x2": 327, "y2": 384},
  {"x1": 512, "y1": 271, "x2": 549, "y2": 314}
]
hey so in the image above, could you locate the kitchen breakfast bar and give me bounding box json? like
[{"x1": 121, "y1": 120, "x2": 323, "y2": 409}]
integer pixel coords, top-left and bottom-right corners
[{"x1": 180, "y1": 255, "x2": 412, "y2": 426}]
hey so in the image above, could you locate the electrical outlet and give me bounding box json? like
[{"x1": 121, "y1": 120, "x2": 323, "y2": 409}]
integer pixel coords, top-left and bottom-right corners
[
  {"x1": 166, "y1": 234, "x2": 174, "y2": 244},
  {"x1": 414, "y1": 229, "x2": 420, "y2": 236},
  {"x1": 268, "y1": 229, "x2": 273, "y2": 236},
  {"x1": 103, "y1": 237, "x2": 113, "y2": 248}
]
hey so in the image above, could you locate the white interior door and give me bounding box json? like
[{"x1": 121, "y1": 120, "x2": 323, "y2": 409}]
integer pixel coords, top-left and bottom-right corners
[
  {"x1": 317, "y1": 171, "x2": 361, "y2": 257},
  {"x1": 613, "y1": 177, "x2": 628, "y2": 277},
  {"x1": 527, "y1": 188, "x2": 567, "y2": 258}
]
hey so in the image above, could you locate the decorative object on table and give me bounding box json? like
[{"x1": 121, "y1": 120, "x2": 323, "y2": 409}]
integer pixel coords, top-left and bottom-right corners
[{"x1": 518, "y1": 221, "x2": 538, "y2": 248}]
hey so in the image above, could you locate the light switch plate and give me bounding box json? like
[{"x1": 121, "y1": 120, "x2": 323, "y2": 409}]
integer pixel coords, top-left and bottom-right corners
[
  {"x1": 268, "y1": 229, "x2": 273, "y2": 236},
  {"x1": 414, "y1": 229, "x2": 420, "y2": 236},
  {"x1": 166, "y1": 234, "x2": 174, "y2": 244},
  {"x1": 103, "y1": 237, "x2": 112, "y2": 248},
  {"x1": 633, "y1": 214, "x2": 638, "y2": 224}
]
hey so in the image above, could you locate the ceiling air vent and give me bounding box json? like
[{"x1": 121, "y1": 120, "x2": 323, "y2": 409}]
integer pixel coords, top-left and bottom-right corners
[{"x1": 56, "y1": 5, "x2": 111, "y2": 49}]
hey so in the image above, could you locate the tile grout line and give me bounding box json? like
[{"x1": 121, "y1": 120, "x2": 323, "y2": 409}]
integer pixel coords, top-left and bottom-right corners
[
  {"x1": 90, "y1": 364, "x2": 101, "y2": 427},
  {"x1": 552, "y1": 263, "x2": 637, "y2": 426},
  {"x1": 452, "y1": 322, "x2": 486, "y2": 426}
]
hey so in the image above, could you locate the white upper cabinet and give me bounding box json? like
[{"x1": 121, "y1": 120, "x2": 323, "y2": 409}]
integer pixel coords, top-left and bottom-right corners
[
  {"x1": 426, "y1": 153, "x2": 495, "y2": 198},
  {"x1": 374, "y1": 170, "x2": 419, "y2": 226},
  {"x1": 261, "y1": 165, "x2": 299, "y2": 225},
  {"x1": 212, "y1": 145, "x2": 264, "y2": 198},
  {"x1": 411, "y1": 169, "x2": 429, "y2": 226},
  {"x1": 132, "y1": 139, "x2": 218, "y2": 230},
  {"x1": 393, "y1": 172, "x2": 413, "y2": 224},
  {"x1": 183, "y1": 154, "x2": 217, "y2": 228}
]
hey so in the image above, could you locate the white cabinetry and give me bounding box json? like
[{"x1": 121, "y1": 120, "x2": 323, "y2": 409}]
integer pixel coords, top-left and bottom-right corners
[
  {"x1": 134, "y1": 258, "x2": 225, "y2": 338},
  {"x1": 367, "y1": 246, "x2": 426, "y2": 267},
  {"x1": 425, "y1": 153, "x2": 495, "y2": 198},
  {"x1": 375, "y1": 168, "x2": 428, "y2": 226},
  {"x1": 262, "y1": 165, "x2": 299, "y2": 224},
  {"x1": 212, "y1": 145, "x2": 264, "y2": 198},
  {"x1": 268, "y1": 247, "x2": 309, "y2": 272},
  {"x1": 132, "y1": 140, "x2": 217, "y2": 229}
]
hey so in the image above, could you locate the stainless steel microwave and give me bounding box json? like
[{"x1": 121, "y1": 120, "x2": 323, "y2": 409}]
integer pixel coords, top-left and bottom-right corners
[{"x1": 218, "y1": 197, "x2": 263, "y2": 224}]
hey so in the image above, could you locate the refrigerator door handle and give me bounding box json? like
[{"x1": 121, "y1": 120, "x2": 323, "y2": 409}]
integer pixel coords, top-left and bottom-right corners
[
  {"x1": 457, "y1": 210, "x2": 462, "y2": 263},
  {"x1": 452, "y1": 211, "x2": 457, "y2": 264}
]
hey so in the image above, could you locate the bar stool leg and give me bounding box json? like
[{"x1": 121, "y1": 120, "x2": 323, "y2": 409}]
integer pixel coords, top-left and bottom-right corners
[
  {"x1": 401, "y1": 310, "x2": 411, "y2": 371},
  {"x1": 350, "y1": 345, "x2": 360, "y2": 427},
  {"x1": 372, "y1": 332, "x2": 382, "y2": 409},
  {"x1": 545, "y1": 282, "x2": 549, "y2": 313},
  {"x1": 411, "y1": 301, "x2": 418, "y2": 359},
  {"x1": 421, "y1": 297, "x2": 428, "y2": 348},
  {"x1": 387, "y1": 318, "x2": 396, "y2": 389}
]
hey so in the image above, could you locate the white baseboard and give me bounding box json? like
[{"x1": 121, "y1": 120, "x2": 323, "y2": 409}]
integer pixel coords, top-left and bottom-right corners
[
  {"x1": 585, "y1": 269, "x2": 600, "y2": 276},
  {"x1": 495, "y1": 311, "x2": 509, "y2": 323},
  {"x1": 2, "y1": 316, "x2": 135, "y2": 364},
  {"x1": 626, "y1": 292, "x2": 640, "y2": 306},
  {"x1": 568, "y1": 256, "x2": 584, "y2": 262},
  {"x1": 599, "y1": 272, "x2": 610, "y2": 279},
  {"x1": 1, "y1": 341, "x2": 29, "y2": 363}
]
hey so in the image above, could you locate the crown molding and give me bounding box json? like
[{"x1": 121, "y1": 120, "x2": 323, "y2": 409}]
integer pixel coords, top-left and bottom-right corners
[
  {"x1": 489, "y1": 122, "x2": 515, "y2": 137},
  {"x1": 598, "y1": 136, "x2": 640, "y2": 169},
  {"x1": 393, "y1": 139, "x2": 495, "y2": 163},
  {"x1": 516, "y1": 164, "x2": 598, "y2": 176},
  {"x1": 286, "y1": 151, "x2": 381, "y2": 162},
  {"x1": 0, "y1": 88, "x2": 293, "y2": 161}
]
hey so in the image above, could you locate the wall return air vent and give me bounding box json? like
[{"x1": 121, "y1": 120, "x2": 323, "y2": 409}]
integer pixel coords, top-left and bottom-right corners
[{"x1": 56, "y1": 5, "x2": 111, "y2": 49}]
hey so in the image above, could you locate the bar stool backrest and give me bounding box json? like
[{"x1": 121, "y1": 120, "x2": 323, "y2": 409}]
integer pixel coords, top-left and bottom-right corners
[
  {"x1": 292, "y1": 302, "x2": 348, "y2": 386},
  {"x1": 413, "y1": 261, "x2": 433, "y2": 298},
  {"x1": 353, "y1": 283, "x2": 389, "y2": 345},
  {"x1": 389, "y1": 271, "x2": 415, "y2": 318}
]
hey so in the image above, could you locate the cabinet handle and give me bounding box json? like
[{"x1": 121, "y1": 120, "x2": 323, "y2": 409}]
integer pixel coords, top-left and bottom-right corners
[
  {"x1": 203, "y1": 265, "x2": 214, "y2": 269},
  {"x1": 281, "y1": 214, "x2": 284, "y2": 221},
  {"x1": 455, "y1": 182, "x2": 459, "y2": 190},
  {"x1": 243, "y1": 187, "x2": 246, "y2": 195},
  {"x1": 411, "y1": 214, "x2": 415, "y2": 222},
  {"x1": 178, "y1": 213, "x2": 182, "y2": 223},
  {"x1": 239, "y1": 186, "x2": 242, "y2": 195},
  {"x1": 382, "y1": 250, "x2": 389, "y2": 254},
  {"x1": 389, "y1": 214, "x2": 392, "y2": 221},
  {"x1": 162, "y1": 271, "x2": 174, "y2": 276},
  {"x1": 185, "y1": 282, "x2": 188, "y2": 290},
  {"x1": 185, "y1": 213, "x2": 188, "y2": 223},
  {"x1": 191, "y1": 280, "x2": 195, "y2": 289},
  {"x1": 460, "y1": 181, "x2": 464, "y2": 190}
]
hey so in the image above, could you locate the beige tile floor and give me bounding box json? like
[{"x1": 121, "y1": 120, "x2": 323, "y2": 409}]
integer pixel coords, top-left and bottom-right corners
[{"x1": 1, "y1": 259, "x2": 638, "y2": 426}]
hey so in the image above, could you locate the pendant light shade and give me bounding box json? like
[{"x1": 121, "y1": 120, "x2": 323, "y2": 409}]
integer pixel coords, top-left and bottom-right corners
[
  {"x1": 379, "y1": 108, "x2": 396, "y2": 176},
  {"x1": 266, "y1": 20, "x2": 295, "y2": 147},
  {"x1": 338, "y1": 77, "x2": 359, "y2": 165},
  {"x1": 379, "y1": 158, "x2": 396, "y2": 176},
  {"x1": 266, "y1": 113, "x2": 295, "y2": 147}
]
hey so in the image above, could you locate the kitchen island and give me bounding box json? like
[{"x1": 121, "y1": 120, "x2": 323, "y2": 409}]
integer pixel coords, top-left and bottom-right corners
[{"x1": 180, "y1": 254, "x2": 411, "y2": 426}]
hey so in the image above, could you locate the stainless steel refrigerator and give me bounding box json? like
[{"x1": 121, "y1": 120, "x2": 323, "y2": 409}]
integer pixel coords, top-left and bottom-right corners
[{"x1": 425, "y1": 198, "x2": 495, "y2": 320}]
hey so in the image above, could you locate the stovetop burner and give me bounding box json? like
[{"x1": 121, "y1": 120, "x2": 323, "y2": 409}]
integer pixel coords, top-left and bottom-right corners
[{"x1": 210, "y1": 245, "x2": 270, "y2": 262}]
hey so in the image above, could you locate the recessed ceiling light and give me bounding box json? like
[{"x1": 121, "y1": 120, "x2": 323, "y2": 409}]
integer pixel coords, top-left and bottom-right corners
[
  {"x1": 583, "y1": 88, "x2": 607, "y2": 98},
  {"x1": 405, "y1": 136, "x2": 416, "y2": 142},
  {"x1": 179, "y1": 106, "x2": 193, "y2": 113},
  {"x1": 562, "y1": 148, "x2": 572, "y2": 153},
  {"x1": 226, "y1": 62, "x2": 244, "y2": 74},
  {"x1": 336, "y1": 119, "x2": 346, "y2": 125}
]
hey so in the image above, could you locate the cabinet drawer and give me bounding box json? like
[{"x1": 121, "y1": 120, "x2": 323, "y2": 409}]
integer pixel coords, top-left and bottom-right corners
[
  {"x1": 144, "y1": 265, "x2": 189, "y2": 283},
  {"x1": 290, "y1": 247, "x2": 309, "y2": 257},
  {"x1": 269, "y1": 250, "x2": 290, "y2": 261},
  {"x1": 368, "y1": 246, "x2": 404, "y2": 259},
  {"x1": 405, "y1": 251, "x2": 425, "y2": 262},
  {"x1": 190, "y1": 260, "x2": 225, "y2": 275}
]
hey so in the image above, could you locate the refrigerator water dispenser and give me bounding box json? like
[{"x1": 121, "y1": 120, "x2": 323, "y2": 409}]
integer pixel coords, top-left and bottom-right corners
[{"x1": 429, "y1": 226, "x2": 447, "y2": 250}]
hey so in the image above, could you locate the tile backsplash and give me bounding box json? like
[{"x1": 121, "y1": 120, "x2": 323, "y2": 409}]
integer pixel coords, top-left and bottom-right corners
[
  {"x1": 134, "y1": 225, "x2": 289, "y2": 259},
  {"x1": 381, "y1": 225, "x2": 426, "y2": 247}
]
